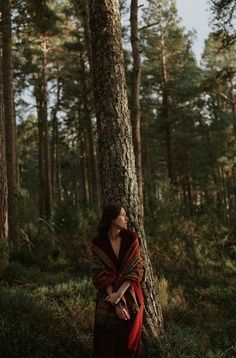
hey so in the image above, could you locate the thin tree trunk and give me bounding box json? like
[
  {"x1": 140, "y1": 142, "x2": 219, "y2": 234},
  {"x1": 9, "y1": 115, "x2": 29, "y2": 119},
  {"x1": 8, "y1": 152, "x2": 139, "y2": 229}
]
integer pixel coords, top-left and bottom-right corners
[
  {"x1": 163, "y1": 92, "x2": 173, "y2": 181},
  {"x1": 72, "y1": 137, "x2": 80, "y2": 205},
  {"x1": 41, "y1": 37, "x2": 53, "y2": 218},
  {"x1": 1, "y1": 0, "x2": 19, "y2": 246},
  {"x1": 142, "y1": 120, "x2": 153, "y2": 211},
  {"x1": 207, "y1": 130, "x2": 222, "y2": 209},
  {"x1": 130, "y1": 0, "x2": 144, "y2": 215},
  {"x1": 81, "y1": 0, "x2": 93, "y2": 70},
  {"x1": 36, "y1": 37, "x2": 53, "y2": 219},
  {"x1": 77, "y1": 107, "x2": 90, "y2": 207},
  {"x1": 36, "y1": 91, "x2": 46, "y2": 216},
  {"x1": 80, "y1": 0, "x2": 101, "y2": 213},
  {"x1": 51, "y1": 78, "x2": 62, "y2": 204},
  {"x1": 89, "y1": 0, "x2": 164, "y2": 342},
  {"x1": 183, "y1": 153, "x2": 193, "y2": 214},
  {"x1": 160, "y1": 28, "x2": 173, "y2": 183},
  {"x1": 80, "y1": 53, "x2": 100, "y2": 210},
  {"x1": 0, "y1": 50, "x2": 8, "y2": 243}
]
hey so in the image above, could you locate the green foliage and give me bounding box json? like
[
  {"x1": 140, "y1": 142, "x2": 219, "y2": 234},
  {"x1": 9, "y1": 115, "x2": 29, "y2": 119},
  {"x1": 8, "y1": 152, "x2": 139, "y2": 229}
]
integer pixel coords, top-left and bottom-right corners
[
  {"x1": 34, "y1": 279, "x2": 95, "y2": 334},
  {"x1": 145, "y1": 181, "x2": 197, "y2": 283},
  {"x1": 145, "y1": 180, "x2": 236, "y2": 282},
  {"x1": 53, "y1": 203, "x2": 97, "y2": 273},
  {"x1": 195, "y1": 285, "x2": 236, "y2": 349},
  {"x1": 10, "y1": 217, "x2": 59, "y2": 271},
  {"x1": 53, "y1": 199, "x2": 97, "y2": 236},
  {"x1": 153, "y1": 274, "x2": 236, "y2": 357},
  {"x1": 145, "y1": 180, "x2": 236, "y2": 356},
  {"x1": 0, "y1": 277, "x2": 94, "y2": 357},
  {"x1": 1, "y1": 261, "x2": 66, "y2": 286},
  {"x1": 159, "y1": 324, "x2": 205, "y2": 358}
]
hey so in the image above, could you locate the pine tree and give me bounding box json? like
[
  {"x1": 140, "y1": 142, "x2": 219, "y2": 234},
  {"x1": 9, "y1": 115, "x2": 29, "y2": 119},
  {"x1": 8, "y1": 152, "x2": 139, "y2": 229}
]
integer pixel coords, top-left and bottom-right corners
[
  {"x1": 141, "y1": 0, "x2": 202, "y2": 211},
  {"x1": 89, "y1": 0, "x2": 164, "y2": 341},
  {"x1": 201, "y1": 33, "x2": 236, "y2": 217},
  {"x1": 0, "y1": 0, "x2": 19, "y2": 247},
  {"x1": 210, "y1": 0, "x2": 236, "y2": 47},
  {"x1": 0, "y1": 49, "x2": 8, "y2": 245}
]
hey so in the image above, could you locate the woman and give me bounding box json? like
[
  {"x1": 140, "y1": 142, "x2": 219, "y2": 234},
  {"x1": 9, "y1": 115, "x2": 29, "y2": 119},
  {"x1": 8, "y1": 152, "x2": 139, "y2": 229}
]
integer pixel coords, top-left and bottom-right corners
[{"x1": 91, "y1": 204, "x2": 144, "y2": 358}]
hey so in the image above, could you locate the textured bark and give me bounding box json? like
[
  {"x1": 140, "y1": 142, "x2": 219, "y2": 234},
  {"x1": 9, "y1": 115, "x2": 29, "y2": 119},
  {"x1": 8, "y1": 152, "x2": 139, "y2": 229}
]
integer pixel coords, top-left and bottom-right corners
[
  {"x1": 230, "y1": 90, "x2": 236, "y2": 207},
  {"x1": 89, "y1": 0, "x2": 164, "y2": 342},
  {"x1": 0, "y1": 51, "x2": 8, "y2": 242},
  {"x1": 1, "y1": 0, "x2": 19, "y2": 246},
  {"x1": 130, "y1": 0, "x2": 144, "y2": 215}
]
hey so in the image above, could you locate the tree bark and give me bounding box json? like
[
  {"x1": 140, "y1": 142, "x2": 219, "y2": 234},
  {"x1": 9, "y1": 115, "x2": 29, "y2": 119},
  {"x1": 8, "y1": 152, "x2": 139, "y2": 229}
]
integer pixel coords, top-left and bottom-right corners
[
  {"x1": 1, "y1": 0, "x2": 19, "y2": 246},
  {"x1": 51, "y1": 77, "x2": 62, "y2": 205},
  {"x1": 0, "y1": 50, "x2": 8, "y2": 243},
  {"x1": 77, "y1": 105, "x2": 90, "y2": 207},
  {"x1": 80, "y1": 0, "x2": 101, "y2": 213},
  {"x1": 35, "y1": 36, "x2": 53, "y2": 218},
  {"x1": 89, "y1": 0, "x2": 164, "y2": 342},
  {"x1": 130, "y1": 0, "x2": 144, "y2": 215}
]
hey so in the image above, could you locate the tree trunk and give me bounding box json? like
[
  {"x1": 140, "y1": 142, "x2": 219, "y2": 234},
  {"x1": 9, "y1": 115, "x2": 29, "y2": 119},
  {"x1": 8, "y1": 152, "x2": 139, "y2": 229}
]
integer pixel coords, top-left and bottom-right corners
[
  {"x1": 0, "y1": 50, "x2": 8, "y2": 243},
  {"x1": 77, "y1": 107, "x2": 90, "y2": 207},
  {"x1": 80, "y1": 52, "x2": 100, "y2": 210},
  {"x1": 36, "y1": 37, "x2": 53, "y2": 219},
  {"x1": 89, "y1": 0, "x2": 164, "y2": 342},
  {"x1": 130, "y1": 0, "x2": 144, "y2": 215},
  {"x1": 142, "y1": 119, "x2": 153, "y2": 211},
  {"x1": 80, "y1": 0, "x2": 101, "y2": 213},
  {"x1": 36, "y1": 91, "x2": 46, "y2": 216},
  {"x1": 160, "y1": 28, "x2": 173, "y2": 183},
  {"x1": 51, "y1": 78, "x2": 62, "y2": 205},
  {"x1": 1, "y1": 0, "x2": 19, "y2": 247},
  {"x1": 41, "y1": 37, "x2": 53, "y2": 218},
  {"x1": 206, "y1": 129, "x2": 222, "y2": 209},
  {"x1": 230, "y1": 94, "x2": 236, "y2": 208}
]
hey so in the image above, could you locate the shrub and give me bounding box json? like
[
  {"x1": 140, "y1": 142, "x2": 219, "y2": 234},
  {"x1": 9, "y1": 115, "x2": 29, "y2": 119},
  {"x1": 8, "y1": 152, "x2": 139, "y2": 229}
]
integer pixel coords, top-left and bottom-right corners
[
  {"x1": 0, "y1": 288, "x2": 84, "y2": 357},
  {"x1": 0, "y1": 277, "x2": 95, "y2": 357}
]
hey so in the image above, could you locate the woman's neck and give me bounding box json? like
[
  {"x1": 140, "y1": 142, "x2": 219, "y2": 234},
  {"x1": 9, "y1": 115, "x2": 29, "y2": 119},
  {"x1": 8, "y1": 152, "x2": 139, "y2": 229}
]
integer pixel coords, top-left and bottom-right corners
[{"x1": 107, "y1": 226, "x2": 121, "y2": 241}]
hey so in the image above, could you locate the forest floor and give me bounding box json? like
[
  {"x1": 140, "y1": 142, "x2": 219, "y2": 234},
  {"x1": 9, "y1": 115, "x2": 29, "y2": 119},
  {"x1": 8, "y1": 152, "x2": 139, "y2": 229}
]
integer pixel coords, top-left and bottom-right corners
[{"x1": 0, "y1": 216, "x2": 235, "y2": 357}]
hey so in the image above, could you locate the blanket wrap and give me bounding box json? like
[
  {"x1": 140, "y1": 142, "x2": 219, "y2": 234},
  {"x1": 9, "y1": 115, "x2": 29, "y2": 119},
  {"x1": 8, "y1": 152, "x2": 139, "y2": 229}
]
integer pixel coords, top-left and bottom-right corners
[{"x1": 91, "y1": 232, "x2": 143, "y2": 331}]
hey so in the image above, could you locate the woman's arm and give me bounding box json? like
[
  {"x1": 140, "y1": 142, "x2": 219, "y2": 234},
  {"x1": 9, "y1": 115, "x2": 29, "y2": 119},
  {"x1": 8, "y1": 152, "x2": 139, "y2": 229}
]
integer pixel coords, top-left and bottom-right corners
[
  {"x1": 117, "y1": 280, "x2": 131, "y2": 298},
  {"x1": 105, "y1": 280, "x2": 131, "y2": 305}
]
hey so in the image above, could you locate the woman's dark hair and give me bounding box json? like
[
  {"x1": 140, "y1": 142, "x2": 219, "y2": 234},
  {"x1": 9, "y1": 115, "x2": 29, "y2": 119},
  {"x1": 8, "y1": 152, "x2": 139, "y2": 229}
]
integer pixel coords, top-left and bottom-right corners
[{"x1": 97, "y1": 204, "x2": 123, "y2": 235}]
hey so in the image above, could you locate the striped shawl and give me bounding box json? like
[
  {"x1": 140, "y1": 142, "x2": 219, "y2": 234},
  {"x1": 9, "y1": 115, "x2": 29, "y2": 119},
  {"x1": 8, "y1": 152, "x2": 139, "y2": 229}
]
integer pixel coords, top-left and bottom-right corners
[{"x1": 91, "y1": 231, "x2": 143, "y2": 331}]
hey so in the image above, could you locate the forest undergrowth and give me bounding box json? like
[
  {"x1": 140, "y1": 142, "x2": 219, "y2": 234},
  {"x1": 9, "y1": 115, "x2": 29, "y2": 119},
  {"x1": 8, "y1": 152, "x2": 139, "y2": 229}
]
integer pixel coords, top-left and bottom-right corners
[{"x1": 0, "y1": 189, "x2": 235, "y2": 358}]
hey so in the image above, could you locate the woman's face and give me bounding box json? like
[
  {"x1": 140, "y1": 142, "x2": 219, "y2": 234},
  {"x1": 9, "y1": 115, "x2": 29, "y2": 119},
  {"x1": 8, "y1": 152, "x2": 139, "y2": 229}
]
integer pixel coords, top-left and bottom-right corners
[{"x1": 112, "y1": 207, "x2": 128, "y2": 229}]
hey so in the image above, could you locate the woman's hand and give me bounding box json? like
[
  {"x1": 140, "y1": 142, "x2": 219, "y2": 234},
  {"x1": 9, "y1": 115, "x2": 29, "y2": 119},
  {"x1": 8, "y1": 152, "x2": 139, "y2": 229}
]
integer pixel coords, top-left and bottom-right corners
[
  {"x1": 115, "y1": 304, "x2": 130, "y2": 320},
  {"x1": 105, "y1": 291, "x2": 121, "y2": 305}
]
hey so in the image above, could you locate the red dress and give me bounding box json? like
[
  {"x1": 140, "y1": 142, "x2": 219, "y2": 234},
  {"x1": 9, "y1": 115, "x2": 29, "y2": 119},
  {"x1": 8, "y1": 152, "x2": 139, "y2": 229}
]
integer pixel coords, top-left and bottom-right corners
[{"x1": 92, "y1": 230, "x2": 144, "y2": 358}]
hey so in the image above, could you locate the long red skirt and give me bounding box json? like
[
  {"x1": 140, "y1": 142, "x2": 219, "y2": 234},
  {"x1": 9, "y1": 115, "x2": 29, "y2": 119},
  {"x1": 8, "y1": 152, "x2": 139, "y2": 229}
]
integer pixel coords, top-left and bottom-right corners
[{"x1": 92, "y1": 283, "x2": 144, "y2": 358}]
